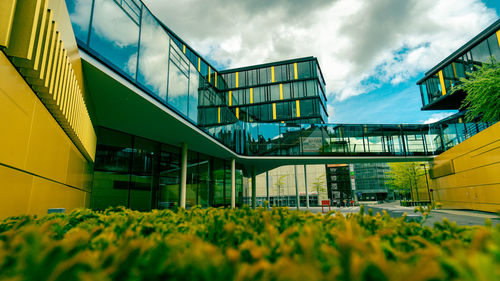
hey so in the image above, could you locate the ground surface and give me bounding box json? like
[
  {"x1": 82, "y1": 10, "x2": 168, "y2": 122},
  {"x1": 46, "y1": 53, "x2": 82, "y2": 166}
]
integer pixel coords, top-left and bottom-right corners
[{"x1": 297, "y1": 201, "x2": 500, "y2": 226}]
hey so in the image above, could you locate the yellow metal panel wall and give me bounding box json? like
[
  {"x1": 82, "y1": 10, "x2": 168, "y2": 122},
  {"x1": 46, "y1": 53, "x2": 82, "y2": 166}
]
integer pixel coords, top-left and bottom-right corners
[
  {"x1": 430, "y1": 122, "x2": 500, "y2": 212},
  {"x1": 1, "y1": 0, "x2": 97, "y2": 162},
  {"x1": 0, "y1": 52, "x2": 92, "y2": 194},
  {"x1": 0, "y1": 0, "x2": 17, "y2": 47}
]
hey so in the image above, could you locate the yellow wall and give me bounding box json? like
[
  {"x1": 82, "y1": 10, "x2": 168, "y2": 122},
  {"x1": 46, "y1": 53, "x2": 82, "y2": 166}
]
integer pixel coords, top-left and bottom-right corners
[
  {"x1": 430, "y1": 122, "x2": 500, "y2": 213},
  {"x1": 0, "y1": 51, "x2": 92, "y2": 219}
]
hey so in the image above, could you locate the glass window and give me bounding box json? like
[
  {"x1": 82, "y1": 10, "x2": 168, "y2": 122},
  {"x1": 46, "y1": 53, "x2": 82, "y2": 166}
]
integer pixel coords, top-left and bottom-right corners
[
  {"x1": 293, "y1": 81, "x2": 305, "y2": 98},
  {"x1": 305, "y1": 80, "x2": 318, "y2": 96},
  {"x1": 137, "y1": 8, "x2": 169, "y2": 100},
  {"x1": 276, "y1": 102, "x2": 290, "y2": 120},
  {"x1": 275, "y1": 65, "x2": 288, "y2": 82},
  {"x1": 238, "y1": 71, "x2": 247, "y2": 88},
  {"x1": 270, "y1": 84, "x2": 280, "y2": 101},
  {"x1": 188, "y1": 64, "x2": 199, "y2": 122},
  {"x1": 254, "y1": 87, "x2": 265, "y2": 103},
  {"x1": 471, "y1": 40, "x2": 492, "y2": 64},
  {"x1": 487, "y1": 33, "x2": 500, "y2": 61},
  {"x1": 301, "y1": 99, "x2": 315, "y2": 117},
  {"x1": 167, "y1": 56, "x2": 189, "y2": 116},
  {"x1": 247, "y1": 70, "x2": 257, "y2": 86},
  {"x1": 89, "y1": 0, "x2": 140, "y2": 78},
  {"x1": 282, "y1": 83, "x2": 292, "y2": 100},
  {"x1": 420, "y1": 84, "x2": 429, "y2": 105},
  {"x1": 296, "y1": 61, "x2": 312, "y2": 79},
  {"x1": 259, "y1": 68, "x2": 270, "y2": 84},
  {"x1": 158, "y1": 144, "x2": 180, "y2": 209},
  {"x1": 66, "y1": 0, "x2": 93, "y2": 43}
]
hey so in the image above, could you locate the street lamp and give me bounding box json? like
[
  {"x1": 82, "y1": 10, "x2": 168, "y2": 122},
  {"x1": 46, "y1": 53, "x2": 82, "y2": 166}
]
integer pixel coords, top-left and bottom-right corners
[{"x1": 420, "y1": 163, "x2": 431, "y2": 204}]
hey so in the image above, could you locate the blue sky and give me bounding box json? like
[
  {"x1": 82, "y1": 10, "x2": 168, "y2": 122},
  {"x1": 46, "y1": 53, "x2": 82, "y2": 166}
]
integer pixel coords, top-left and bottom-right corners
[{"x1": 147, "y1": 0, "x2": 499, "y2": 124}]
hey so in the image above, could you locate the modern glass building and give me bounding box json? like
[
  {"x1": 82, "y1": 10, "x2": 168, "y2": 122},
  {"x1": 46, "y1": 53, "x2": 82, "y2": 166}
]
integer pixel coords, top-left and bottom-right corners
[
  {"x1": 1, "y1": 0, "x2": 498, "y2": 217},
  {"x1": 417, "y1": 19, "x2": 500, "y2": 110}
]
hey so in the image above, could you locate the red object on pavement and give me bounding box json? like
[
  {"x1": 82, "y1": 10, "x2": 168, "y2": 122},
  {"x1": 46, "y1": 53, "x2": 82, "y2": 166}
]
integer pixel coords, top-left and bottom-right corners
[{"x1": 321, "y1": 200, "x2": 331, "y2": 213}]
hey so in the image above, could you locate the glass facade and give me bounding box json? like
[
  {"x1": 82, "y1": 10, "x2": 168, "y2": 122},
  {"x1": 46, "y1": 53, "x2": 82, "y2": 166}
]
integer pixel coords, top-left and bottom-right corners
[
  {"x1": 92, "y1": 127, "x2": 243, "y2": 211},
  {"x1": 418, "y1": 22, "x2": 500, "y2": 109},
  {"x1": 218, "y1": 58, "x2": 328, "y2": 124}
]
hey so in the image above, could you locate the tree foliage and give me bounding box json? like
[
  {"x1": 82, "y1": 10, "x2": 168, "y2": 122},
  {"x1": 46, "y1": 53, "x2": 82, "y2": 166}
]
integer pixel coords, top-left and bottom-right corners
[
  {"x1": 454, "y1": 60, "x2": 500, "y2": 122},
  {"x1": 386, "y1": 162, "x2": 427, "y2": 200},
  {"x1": 311, "y1": 173, "x2": 326, "y2": 194}
]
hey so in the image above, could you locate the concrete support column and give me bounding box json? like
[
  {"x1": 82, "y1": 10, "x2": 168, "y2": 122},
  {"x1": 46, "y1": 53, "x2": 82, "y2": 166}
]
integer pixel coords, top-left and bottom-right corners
[
  {"x1": 180, "y1": 143, "x2": 188, "y2": 209},
  {"x1": 251, "y1": 166, "x2": 257, "y2": 209},
  {"x1": 294, "y1": 165, "x2": 300, "y2": 210},
  {"x1": 231, "y1": 158, "x2": 236, "y2": 208},
  {"x1": 304, "y1": 165, "x2": 309, "y2": 208}
]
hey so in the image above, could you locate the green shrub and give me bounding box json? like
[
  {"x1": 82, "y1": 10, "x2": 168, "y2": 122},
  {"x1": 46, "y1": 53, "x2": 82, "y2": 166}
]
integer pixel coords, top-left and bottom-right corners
[{"x1": 0, "y1": 206, "x2": 498, "y2": 281}]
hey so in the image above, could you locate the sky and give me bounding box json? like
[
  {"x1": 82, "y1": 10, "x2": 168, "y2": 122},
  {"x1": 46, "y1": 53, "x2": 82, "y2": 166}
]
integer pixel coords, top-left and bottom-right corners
[{"x1": 143, "y1": 0, "x2": 499, "y2": 124}]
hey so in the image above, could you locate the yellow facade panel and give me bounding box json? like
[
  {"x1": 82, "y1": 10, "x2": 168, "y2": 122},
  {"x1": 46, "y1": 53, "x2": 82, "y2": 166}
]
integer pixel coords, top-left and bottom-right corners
[
  {"x1": 40, "y1": 21, "x2": 56, "y2": 81},
  {"x1": 235, "y1": 72, "x2": 239, "y2": 88},
  {"x1": 32, "y1": 0, "x2": 49, "y2": 70},
  {"x1": 453, "y1": 142, "x2": 499, "y2": 173},
  {"x1": 5, "y1": 0, "x2": 43, "y2": 60},
  {"x1": 228, "y1": 91, "x2": 232, "y2": 106},
  {"x1": 218, "y1": 107, "x2": 221, "y2": 123},
  {"x1": 215, "y1": 72, "x2": 217, "y2": 87},
  {"x1": 250, "y1": 88, "x2": 253, "y2": 103},
  {"x1": 198, "y1": 57, "x2": 200, "y2": 72},
  {"x1": 497, "y1": 30, "x2": 500, "y2": 48},
  {"x1": 279, "y1": 83, "x2": 283, "y2": 100},
  {"x1": 296, "y1": 100, "x2": 300, "y2": 117},
  {"x1": 438, "y1": 70, "x2": 446, "y2": 96},
  {"x1": 236, "y1": 107, "x2": 239, "y2": 119},
  {"x1": 271, "y1": 66, "x2": 275, "y2": 82},
  {"x1": 272, "y1": 103, "x2": 276, "y2": 120},
  {"x1": 208, "y1": 66, "x2": 211, "y2": 82},
  {"x1": 0, "y1": 165, "x2": 33, "y2": 219},
  {"x1": 46, "y1": 33, "x2": 60, "y2": 89},
  {"x1": 51, "y1": 47, "x2": 64, "y2": 101},
  {"x1": 294, "y1": 63, "x2": 298, "y2": 79},
  {"x1": 183, "y1": 44, "x2": 185, "y2": 54},
  {"x1": 57, "y1": 56, "x2": 68, "y2": 108},
  {"x1": 0, "y1": 0, "x2": 17, "y2": 47}
]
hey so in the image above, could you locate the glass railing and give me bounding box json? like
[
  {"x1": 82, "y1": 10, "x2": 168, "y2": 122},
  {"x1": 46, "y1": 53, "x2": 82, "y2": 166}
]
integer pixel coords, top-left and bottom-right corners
[{"x1": 202, "y1": 112, "x2": 494, "y2": 157}]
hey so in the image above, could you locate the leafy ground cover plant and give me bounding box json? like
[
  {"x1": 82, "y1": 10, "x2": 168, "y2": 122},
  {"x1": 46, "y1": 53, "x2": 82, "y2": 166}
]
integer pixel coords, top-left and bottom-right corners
[{"x1": 0, "y1": 206, "x2": 499, "y2": 281}]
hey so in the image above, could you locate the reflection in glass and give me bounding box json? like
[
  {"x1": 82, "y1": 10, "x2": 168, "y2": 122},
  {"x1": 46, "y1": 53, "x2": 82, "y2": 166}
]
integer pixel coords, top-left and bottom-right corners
[
  {"x1": 137, "y1": 8, "x2": 170, "y2": 100},
  {"x1": 89, "y1": 0, "x2": 139, "y2": 77},
  {"x1": 167, "y1": 46, "x2": 189, "y2": 116},
  {"x1": 66, "y1": 0, "x2": 93, "y2": 43}
]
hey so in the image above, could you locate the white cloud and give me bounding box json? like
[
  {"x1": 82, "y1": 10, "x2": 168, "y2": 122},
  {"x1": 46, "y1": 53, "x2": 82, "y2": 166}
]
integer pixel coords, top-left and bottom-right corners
[
  {"x1": 143, "y1": 0, "x2": 497, "y2": 104},
  {"x1": 421, "y1": 112, "x2": 455, "y2": 124}
]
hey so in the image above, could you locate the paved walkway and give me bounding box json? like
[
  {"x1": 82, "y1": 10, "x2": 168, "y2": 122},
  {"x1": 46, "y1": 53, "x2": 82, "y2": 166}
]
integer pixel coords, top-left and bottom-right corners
[{"x1": 296, "y1": 202, "x2": 500, "y2": 226}]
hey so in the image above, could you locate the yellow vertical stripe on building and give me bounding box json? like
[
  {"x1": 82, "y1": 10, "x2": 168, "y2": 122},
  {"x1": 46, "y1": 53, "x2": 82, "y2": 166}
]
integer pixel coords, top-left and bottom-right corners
[
  {"x1": 5, "y1": 0, "x2": 42, "y2": 60},
  {"x1": 296, "y1": 100, "x2": 300, "y2": 117},
  {"x1": 279, "y1": 83, "x2": 283, "y2": 100},
  {"x1": 45, "y1": 32, "x2": 59, "y2": 88},
  {"x1": 236, "y1": 108, "x2": 239, "y2": 119},
  {"x1": 182, "y1": 44, "x2": 185, "y2": 54},
  {"x1": 271, "y1": 66, "x2": 275, "y2": 82},
  {"x1": 250, "y1": 88, "x2": 253, "y2": 103},
  {"x1": 50, "y1": 42, "x2": 63, "y2": 97},
  {"x1": 57, "y1": 52, "x2": 69, "y2": 108},
  {"x1": 438, "y1": 70, "x2": 447, "y2": 96},
  {"x1": 293, "y1": 63, "x2": 298, "y2": 79},
  {"x1": 496, "y1": 30, "x2": 500, "y2": 48},
  {"x1": 452, "y1": 63, "x2": 457, "y2": 78},
  {"x1": 272, "y1": 103, "x2": 276, "y2": 120},
  {"x1": 198, "y1": 57, "x2": 200, "y2": 72},
  {"x1": 208, "y1": 66, "x2": 211, "y2": 82},
  {"x1": 40, "y1": 20, "x2": 55, "y2": 80},
  {"x1": 33, "y1": 0, "x2": 49, "y2": 71},
  {"x1": 58, "y1": 59, "x2": 69, "y2": 109},
  {"x1": 235, "y1": 72, "x2": 239, "y2": 88},
  {"x1": 215, "y1": 72, "x2": 217, "y2": 87},
  {"x1": 218, "y1": 107, "x2": 221, "y2": 123},
  {"x1": 228, "y1": 91, "x2": 232, "y2": 106}
]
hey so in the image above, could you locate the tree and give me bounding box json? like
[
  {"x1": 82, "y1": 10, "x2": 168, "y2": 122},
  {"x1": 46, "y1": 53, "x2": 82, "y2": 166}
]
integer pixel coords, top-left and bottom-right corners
[
  {"x1": 274, "y1": 175, "x2": 287, "y2": 206},
  {"x1": 311, "y1": 174, "x2": 326, "y2": 196},
  {"x1": 386, "y1": 162, "x2": 426, "y2": 201},
  {"x1": 453, "y1": 60, "x2": 500, "y2": 123}
]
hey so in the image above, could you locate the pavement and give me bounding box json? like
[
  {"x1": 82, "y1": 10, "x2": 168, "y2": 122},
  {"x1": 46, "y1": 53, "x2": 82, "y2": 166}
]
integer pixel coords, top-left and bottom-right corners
[{"x1": 296, "y1": 201, "x2": 500, "y2": 226}]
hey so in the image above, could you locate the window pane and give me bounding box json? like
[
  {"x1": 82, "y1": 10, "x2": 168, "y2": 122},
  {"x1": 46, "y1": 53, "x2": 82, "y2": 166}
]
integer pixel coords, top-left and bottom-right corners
[
  {"x1": 66, "y1": 0, "x2": 92, "y2": 43},
  {"x1": 167, "y1": 51, "x2": 189, "y2": 116},
  {"x1": 471, "y1": 40, "x2": 492, "y2": 64},
  {"x1": 188, "y1": 64, "x2": 199, "y2": 122},
  {"x1": 89, "y1": 0, "x2": 139, "y2": 78},
  {"x1": 137, "y1": 8, "x2": 169, "y2": 100},
  {"x1": 296, "y1": 62, "x2": 312, "y2": 79},
  {"x1": 270, "y1": 84, "x2": 280, "y2": 101},
  {"x1": 487, "y1": 33, "x2": 500, "y2": 61}
]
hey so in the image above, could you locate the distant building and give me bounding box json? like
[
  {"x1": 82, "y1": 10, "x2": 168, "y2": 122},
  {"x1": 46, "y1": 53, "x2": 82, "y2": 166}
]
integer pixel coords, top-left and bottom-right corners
[
  {"x1": 325, "y1": 164, "x2": 352, "y2": 204},
  {"x1": 352, "y1": 163, "x2": 392, "y2": 201}
]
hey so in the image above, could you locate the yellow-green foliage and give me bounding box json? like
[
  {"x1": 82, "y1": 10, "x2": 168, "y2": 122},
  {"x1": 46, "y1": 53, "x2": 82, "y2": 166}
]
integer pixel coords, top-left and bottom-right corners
[{"x1": 0, "y1": 206, "x2": 499, "y2": 281}]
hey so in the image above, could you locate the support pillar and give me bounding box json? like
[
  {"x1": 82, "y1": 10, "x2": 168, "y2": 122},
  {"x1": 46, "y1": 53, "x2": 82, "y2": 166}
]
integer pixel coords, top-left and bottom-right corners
[
  {"x1": 266, "y1": 171, "x2": 270, "y2": 208},
  {"x1": 304, "y1": 165, "x2": 309, "y2": 208},
  {"x1": 231, "y1": 158, "x2": 236, "y2": 208},
  {"x1": 294, "y1": 165, "x2": 300, "y2": 210},
  {"x1": 180, "y1": 143, "x2": 188, "y2": 209},
  {"x1": 252, "y1": 166, "x2": 257, "y2": 209}
]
